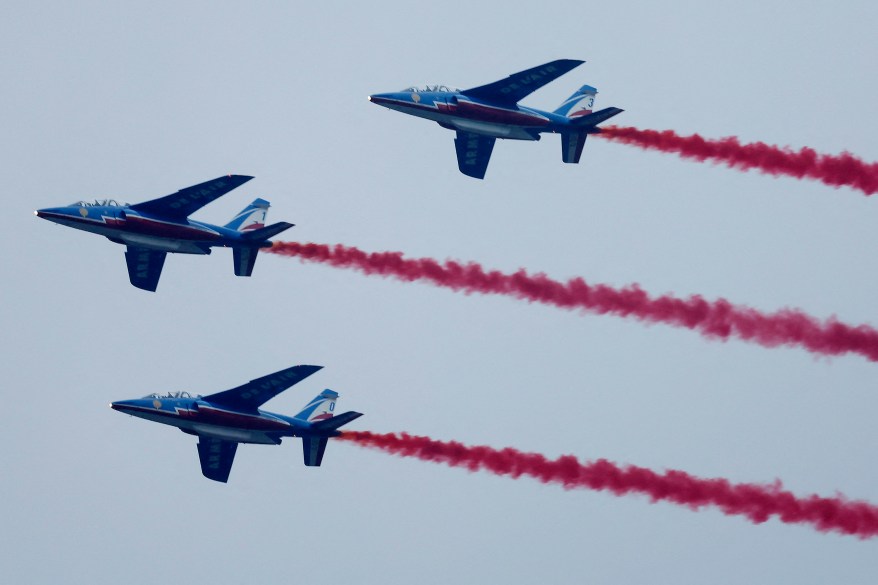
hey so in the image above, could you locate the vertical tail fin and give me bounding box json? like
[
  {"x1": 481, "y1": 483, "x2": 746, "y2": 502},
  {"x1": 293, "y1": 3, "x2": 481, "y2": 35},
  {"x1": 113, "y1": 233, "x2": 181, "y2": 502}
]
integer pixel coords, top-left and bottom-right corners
[
  {"x1": 560, "y1": 131, "x2": 589, "y2": 164},
  {"x1": 295, "y1": 389, "x2": 338, "y2": 422},
  {"x1": 302, "y1": 436, "x2": 330, "y2": 467},
  {"x1": 298, "y1": 390, "x2": 362, "y2": 467},
  {"x1": 553, "y1": 84, "x2": 598, "y2": 118},
  {"x1": 225, "y1": 198, "x2": 270, "y2": 231}
]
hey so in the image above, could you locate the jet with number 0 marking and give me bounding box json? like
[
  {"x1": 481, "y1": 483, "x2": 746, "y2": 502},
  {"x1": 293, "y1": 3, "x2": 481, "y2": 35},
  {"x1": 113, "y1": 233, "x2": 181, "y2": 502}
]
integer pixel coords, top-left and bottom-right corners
[
  {"x1": 111, "y1": 364, "x2": 362, "y2": 483},
  {"x1": 368, "y1": 59, "x2": 623, "y2": 179},
  {"x1": 34, "y1": 175, "x2": 292, "y2": 291}
]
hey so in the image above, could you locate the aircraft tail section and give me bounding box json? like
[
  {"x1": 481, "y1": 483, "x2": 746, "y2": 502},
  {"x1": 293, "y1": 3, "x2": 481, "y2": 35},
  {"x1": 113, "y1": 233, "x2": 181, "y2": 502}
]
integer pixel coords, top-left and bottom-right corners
[
  {"x1": 295, "y1": 389, "x2": 340, "y2": 423},
  {"x1": 553, "y1": 85, "x2": 598, "y2": 118},
  {"x1": 231, "y1": 222, "x2": 295, "y2": 277},
  {"x1": 232, "y1": 246, "x2": 259, "y2": 277},
  {"x1": 311, "y1": 410, "x2": 364, "y2": 432},
  {"x1": 302, "y1": 436, "x2": 329, "y2": 466},
  {"x1": 558, "y1": 106, "x2": 624, "y2": 164},
  {"x1": 560, "y1": 131, "x2": 589, "y2": 164},
  {"x1": 240, "y1": 221, "x2": 295, "y2": 242},
  {"x1": 301, "y1": 410, "x2": 363, "y2": 467},
  {"x1": 224, "y1": 198, "x2": 270, "y2": 231},
  {"x1": 554, "y1": 83, "x2": 623, "y2": 128},
  {"x1": 568, "y1": 106, "x2": 625, "y2": 128}
]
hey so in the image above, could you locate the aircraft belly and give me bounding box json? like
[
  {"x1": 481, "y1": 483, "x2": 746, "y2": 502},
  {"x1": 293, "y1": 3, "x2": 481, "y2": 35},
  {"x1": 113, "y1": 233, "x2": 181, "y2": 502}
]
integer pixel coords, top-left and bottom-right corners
[
  {"x1": 383, "y1": 103, "x2": 450, "y2": 123},
  {"x1": 187, "y1": 422, "x2": 278, "y2": 444},
  {"x1": 125, "y1": 409, "x2": 188, "y2": 427},
  {"x1": 450, "y1": 119, "x2": 537, "y2": 140},
  {"x1": 119, "y1": 233, "x2": 210, "y2": 254},
  {"x1": 45, "y1": 216, "x2": 120, "y2": 237}
]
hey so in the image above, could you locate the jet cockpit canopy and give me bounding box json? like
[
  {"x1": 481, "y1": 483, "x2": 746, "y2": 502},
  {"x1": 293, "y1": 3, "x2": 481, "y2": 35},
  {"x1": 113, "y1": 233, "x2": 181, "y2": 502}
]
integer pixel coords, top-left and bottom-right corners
[
  {"x1": 143, "y1": 391, "x2": 196, "y2": 399},
  {"x1": 402, "y1": 85, "x2": 460, "y2": 93},
  {"x1": 70, "y1": 199, "x2": 129, "y2": 208}
]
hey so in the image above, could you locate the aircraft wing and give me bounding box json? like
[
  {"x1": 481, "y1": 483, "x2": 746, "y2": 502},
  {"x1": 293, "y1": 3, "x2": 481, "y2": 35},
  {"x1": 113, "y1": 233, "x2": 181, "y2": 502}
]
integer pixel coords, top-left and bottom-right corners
[
  {"x1": 124, "y1": 246, "x2": 167, "y2": 292},
  {"x1": 454, "y1": 131, "x2": 495, "y2": 179},
  {"x1": 129, "y1": 175, "x2": 254, "y2": 220},
  {"x1": 461, "y1": 59, "x2": 584, "y2": 105},
  {"x1": 197, "y1": 436, "x2": 238, "y2": 483},
  {"x1": 204, "y1": 364, "x2": 323, "y2": 412}
]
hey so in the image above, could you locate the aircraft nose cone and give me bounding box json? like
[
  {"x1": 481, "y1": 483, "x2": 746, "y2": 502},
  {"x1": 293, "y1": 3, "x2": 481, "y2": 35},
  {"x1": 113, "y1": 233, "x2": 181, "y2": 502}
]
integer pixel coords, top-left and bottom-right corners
[
  {"x1": 34, "y1": 207, "x2": 70, "y2": 221},
  {"x1": 110, "y1": 399, "x2": 140, "y2": 413},
  {"x1": 367, "y1": 93, "x2": 395, "y2": 106}
]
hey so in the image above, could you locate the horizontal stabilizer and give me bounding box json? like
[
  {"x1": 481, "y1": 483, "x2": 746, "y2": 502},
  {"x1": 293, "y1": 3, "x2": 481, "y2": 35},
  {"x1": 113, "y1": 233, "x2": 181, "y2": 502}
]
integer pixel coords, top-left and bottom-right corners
[
  {"x1": 570, "y1": 107, "x2": 624, "y2": 128},
  {"x1": 302, "y1": 436, "x2": 329, "y2": 467},
  {"x1": 311, "y1": 411, "x2": 364, "y2": 433},
  {"x1": 240, "y1": 221, "x2": 295, "y2": 243},
  {"x1": 124, "y1": 246, "x2": 167, "y2": 292}
]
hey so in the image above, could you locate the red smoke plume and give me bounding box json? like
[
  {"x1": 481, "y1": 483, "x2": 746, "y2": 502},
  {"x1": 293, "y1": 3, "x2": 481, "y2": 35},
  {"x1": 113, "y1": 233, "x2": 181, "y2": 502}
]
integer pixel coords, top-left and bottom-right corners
[
  {"x1": 265, "y1": 242, "x2": 878, "y2": 362},
  {"x1": 599, "y1": 126, "x2": 878, "y2": 196},
  {"x1": 340, "y1": 430, "x2": 878, "y2": 539}
]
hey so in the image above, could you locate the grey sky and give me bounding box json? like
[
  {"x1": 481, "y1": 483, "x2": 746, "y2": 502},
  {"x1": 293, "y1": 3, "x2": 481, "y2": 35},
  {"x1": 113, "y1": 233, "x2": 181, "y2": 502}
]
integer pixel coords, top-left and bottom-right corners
[{"x1": 2, "y1": 1, "x2": 877, "y2": 583}]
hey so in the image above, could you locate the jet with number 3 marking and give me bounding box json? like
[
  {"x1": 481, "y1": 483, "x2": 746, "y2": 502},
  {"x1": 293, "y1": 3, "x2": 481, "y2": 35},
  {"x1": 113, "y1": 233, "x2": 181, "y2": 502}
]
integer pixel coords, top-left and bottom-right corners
[
  {"x1": 368, "y1": 59, "x2": 623, "y2": 179},
  {"x1": 35, "y1": 175, "x2": 292, "y2": 291},
  {"x1": 111, "y1": 364, "x2": 362, "y2": 483}
]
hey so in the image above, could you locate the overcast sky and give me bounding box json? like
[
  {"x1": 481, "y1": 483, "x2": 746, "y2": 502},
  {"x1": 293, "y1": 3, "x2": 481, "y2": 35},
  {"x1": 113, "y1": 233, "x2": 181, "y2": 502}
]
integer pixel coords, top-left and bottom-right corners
[{"x1": 2, "y1": 1, "x2": 877, "y2": 583}]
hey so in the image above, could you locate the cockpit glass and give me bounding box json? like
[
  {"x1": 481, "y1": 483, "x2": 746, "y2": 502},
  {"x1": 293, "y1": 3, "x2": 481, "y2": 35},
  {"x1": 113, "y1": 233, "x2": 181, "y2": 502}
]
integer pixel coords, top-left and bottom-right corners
[
  {"x1": 142, "y1": 391, "x2": 195, "y2": 399},
  {"x1": 402, "y1": 85, "x2": 459, "y2": 93},
  {"x1": 70, "y1": 199, "x2": 130, "y2": 207}
]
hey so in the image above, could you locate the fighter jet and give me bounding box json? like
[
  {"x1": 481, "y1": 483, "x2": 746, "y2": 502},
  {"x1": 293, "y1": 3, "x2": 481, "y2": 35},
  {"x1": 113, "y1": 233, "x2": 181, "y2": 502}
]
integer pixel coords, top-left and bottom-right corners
[
  {"x1": 35, "y1": 175, "x2": 292, "y2": 291},
  {"x1": 369, "y1": 59, "x2": 623, "y2": 179},
  {"x1": 111, "y1": 364, "x2": 362, "y2": 483}
]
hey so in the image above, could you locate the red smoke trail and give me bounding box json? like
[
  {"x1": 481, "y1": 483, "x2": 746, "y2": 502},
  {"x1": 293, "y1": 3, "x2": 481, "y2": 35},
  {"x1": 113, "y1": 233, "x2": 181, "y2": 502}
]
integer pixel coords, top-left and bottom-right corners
[
  {"x1": 598, "y1": 126, "x2": 878, "y2": 196},
  {"x1": 340, "y1": 430, "x2": 878, "y2": 539},
  {"x1": 265, "y1": 242, "x2": 878, "y2": 362}
]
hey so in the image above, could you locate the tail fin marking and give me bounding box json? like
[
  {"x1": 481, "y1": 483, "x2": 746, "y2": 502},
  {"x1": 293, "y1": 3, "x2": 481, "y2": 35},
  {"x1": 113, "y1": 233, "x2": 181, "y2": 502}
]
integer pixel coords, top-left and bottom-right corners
[
  {"x1": 225, "y1": 198, "x2": 270, "y2": 231},
  {"x1": 553, "y1": 85, "x2": 598, "y2": 118},
  {"x1": 295, "y1": 389, "x2": 339, "y2": 422}
]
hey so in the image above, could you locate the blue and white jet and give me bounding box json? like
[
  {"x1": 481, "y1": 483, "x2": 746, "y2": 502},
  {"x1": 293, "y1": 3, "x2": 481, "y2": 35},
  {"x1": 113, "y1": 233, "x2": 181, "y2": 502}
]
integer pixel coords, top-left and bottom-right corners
[
  {"x1": 111, "y1": 364, "x2": 362, "y2": 483},
  {"x1": 35, "y1": 175, "x2": 292, "y2": 291},
  {"x1": 369, "y1": 59, "x2": 623, "y2": 179}
]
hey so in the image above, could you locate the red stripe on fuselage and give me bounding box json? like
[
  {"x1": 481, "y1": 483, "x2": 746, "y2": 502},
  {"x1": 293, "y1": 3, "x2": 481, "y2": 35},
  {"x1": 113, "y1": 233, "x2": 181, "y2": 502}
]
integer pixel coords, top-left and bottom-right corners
[
  {"x1": 374, "y1": 96, "x2": 549, "y2": 127},
  {"x1": 454, "y1": 100, "x2": 549, "y2": 126},
  {"x1": 196, "y1": 405, "x2": 290, "y2": 431},
  {"x1": 115, "y1": 403, "x2": 290, "y2": 431},
  {"x1": 124, "y1": 215, "x2": 221, "y2": 241}
]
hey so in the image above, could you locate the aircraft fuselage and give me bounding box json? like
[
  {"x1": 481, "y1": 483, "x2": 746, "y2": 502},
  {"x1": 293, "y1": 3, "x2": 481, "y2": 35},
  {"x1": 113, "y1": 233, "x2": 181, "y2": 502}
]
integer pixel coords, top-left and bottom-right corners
[
  {"x1": 35, "y1": 205, "x2": 257, "y2": 254},
  {"x1": 369, "y1": 92, "x2": 574, "y2": 141},
  {"x1": 111, "y1": 396, "x2": 319, "y2": 445}
]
